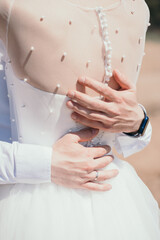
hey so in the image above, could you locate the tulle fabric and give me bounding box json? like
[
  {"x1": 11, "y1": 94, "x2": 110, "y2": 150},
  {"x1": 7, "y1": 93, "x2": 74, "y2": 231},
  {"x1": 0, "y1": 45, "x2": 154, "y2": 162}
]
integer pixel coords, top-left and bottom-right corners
[{"x1": 0, "y1": 157, "x2": 160, "y2": 240}]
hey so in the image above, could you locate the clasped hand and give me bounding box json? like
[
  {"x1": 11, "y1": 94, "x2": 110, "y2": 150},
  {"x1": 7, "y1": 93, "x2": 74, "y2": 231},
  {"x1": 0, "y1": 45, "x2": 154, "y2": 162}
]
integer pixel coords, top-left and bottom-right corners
[{"x1": 66, "y1": 69, "x2": 144, "y2": 133}]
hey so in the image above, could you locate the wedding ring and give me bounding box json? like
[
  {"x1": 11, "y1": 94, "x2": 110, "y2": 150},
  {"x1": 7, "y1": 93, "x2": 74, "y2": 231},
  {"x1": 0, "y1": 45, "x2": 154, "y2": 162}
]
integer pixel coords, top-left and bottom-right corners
[{"x1": 94, "y1": 170, "x2": 99, "y2": 181}]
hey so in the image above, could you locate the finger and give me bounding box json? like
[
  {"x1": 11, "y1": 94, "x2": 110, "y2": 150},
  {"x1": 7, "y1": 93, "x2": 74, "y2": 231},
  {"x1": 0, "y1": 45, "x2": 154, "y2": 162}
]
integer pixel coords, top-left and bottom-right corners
[
  {"x1": 79, "y1": 155, "x2": 114, "y2": 173},
  {"x1": 83, "y1": 169, "x2": 119, "y2": 182},
  {"x1": 77, "y1": 76, "x2": 117, "y2": 101},
  {"x1": 81, "y1": 182, "x2": 112, "y2": 191},
  {"x1": 64, "y1": 127, "x2": 99, "y2": 143},
  {"x1": 67, "y1": 100, "x2": 112, "y2": 121},
  {"x1": 113, "y1": 69, "x2": 135, "y2": 90},
  {"x1": 71, "y1": 112, "x2": 113, "y2": 131},
  {"x1": 67, "y1": 90, "x2": 108, "y2": 112},
  {"x1": 93, "y1": 155, "x2": 114, "y2": 170},
  {"x1": 86, "y1": 145, "x2": 111, "y2": 159}
]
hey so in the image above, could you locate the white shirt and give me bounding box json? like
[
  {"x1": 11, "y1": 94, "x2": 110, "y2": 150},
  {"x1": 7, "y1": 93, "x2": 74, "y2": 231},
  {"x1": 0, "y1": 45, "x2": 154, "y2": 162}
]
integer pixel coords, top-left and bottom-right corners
[{"x1": 0, "y1": 64, "x2": 152, "y2": 184}]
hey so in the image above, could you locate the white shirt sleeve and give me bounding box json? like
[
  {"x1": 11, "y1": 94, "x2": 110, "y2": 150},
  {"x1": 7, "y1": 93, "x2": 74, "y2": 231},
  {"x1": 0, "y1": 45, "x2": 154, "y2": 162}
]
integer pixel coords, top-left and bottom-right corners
[
  {"x1": 0, "y1": 141, "x2": 52, "y2": 184},
  {"x1": 114, "y1": 121, "x2": 152, "y2": 158},
  {"x1": 0, "y1": 40, "x2": 52, "y2": 184}
]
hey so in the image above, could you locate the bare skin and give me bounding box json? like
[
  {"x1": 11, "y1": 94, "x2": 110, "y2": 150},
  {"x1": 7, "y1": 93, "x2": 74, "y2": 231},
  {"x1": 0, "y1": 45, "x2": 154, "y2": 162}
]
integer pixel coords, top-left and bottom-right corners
[{"x1": 0, "y1": 0, "x2": 148, "y2": 190}]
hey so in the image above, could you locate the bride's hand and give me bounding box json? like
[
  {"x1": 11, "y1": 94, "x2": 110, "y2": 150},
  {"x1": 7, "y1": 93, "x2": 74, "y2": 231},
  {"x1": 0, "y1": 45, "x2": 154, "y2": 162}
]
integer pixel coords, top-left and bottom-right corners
[
  {"x1": 51, "y1": 128, "x2": 119, "y2": 191},
  {"x1": 66, "y1": 69, "x2": 144, "y2": 133}
]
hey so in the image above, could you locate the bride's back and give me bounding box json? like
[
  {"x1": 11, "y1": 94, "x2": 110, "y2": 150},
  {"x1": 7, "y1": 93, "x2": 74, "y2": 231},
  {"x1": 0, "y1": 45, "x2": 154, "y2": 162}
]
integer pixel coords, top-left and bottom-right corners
[{"x1": 0, "y1": 0, "x2": 150, "y2": 95}]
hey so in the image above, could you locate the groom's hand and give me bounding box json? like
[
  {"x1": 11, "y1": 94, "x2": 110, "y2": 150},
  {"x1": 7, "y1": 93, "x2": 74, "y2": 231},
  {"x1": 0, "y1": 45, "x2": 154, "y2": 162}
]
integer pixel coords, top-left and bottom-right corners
[
  {"x1": 66, "y1": 69, "x2": 144, "y2": 133},
  {"x1": 51, "y1": 128, "x2": 119, "y2": 191}
]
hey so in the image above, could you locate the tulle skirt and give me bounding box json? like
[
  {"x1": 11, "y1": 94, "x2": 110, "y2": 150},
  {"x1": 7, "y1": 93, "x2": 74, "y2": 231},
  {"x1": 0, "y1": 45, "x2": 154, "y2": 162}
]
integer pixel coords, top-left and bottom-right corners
[{"x1": 0, "y1": 157, "x2": 160, "y2": 240}]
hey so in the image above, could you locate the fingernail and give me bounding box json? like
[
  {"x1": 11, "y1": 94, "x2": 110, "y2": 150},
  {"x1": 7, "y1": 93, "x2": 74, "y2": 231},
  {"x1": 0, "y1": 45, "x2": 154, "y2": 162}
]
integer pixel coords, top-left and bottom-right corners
[
  {"x1": 113, "y1": 169, "x2": 119, "y2": 175},
  {"x1": 108, "y1": 156, "x2": 114, "y2": 163},
  {"x1": 67, "y1": 91, "x2": 75, "y2": 98},
  {"x1": 78, "y1": 77, "x2": 85, "y2": 84},
  {"x1": 67, "y1": 101, "x2": 74, "y2": 109},
  {"x1": 108, "y1": 185, "x2": 112, "y2": 190},
  {"x1": 105, "y1": 145, "x2": 111, "y2": 152}
]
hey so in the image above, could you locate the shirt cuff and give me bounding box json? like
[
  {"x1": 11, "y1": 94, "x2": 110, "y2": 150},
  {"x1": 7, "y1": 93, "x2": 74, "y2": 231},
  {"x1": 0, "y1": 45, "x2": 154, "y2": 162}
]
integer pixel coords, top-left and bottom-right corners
[
  {"x1": 14, "y1": 142, "x2": 52, "y2": 184},
  {"x1": 114, "y1": 121, "x2": 152, "y2": 158}
]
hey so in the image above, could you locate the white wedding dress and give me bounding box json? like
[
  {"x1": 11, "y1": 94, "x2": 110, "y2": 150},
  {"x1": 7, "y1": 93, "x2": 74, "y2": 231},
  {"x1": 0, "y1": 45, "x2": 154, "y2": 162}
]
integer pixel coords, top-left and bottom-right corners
[{"x1": 0, "y1": 0, "x2": 160, "y2": 239}]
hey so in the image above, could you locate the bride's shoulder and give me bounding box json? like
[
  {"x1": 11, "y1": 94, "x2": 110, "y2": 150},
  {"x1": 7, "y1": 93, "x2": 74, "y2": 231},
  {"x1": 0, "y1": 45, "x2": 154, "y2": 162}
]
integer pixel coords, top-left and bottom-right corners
[
  {"x1": 136, "y1": 0, "x2": 150, "y2": 22},
  {"x1": 0, "y1": 0, "x2": 10, "y2": 15},
  {"x1": 143, "y1": 0, "x2": 150, "y2": 23},
  {"x1": 0, "y1": 0, "x2": 10, "y2": 41}
]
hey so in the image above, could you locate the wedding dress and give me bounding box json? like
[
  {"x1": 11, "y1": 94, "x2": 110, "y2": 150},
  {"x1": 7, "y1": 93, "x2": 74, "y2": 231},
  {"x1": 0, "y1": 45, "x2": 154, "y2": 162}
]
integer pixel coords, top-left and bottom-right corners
[{"x1": 0, "y1": 0, "x2": 160, "y2": 239}]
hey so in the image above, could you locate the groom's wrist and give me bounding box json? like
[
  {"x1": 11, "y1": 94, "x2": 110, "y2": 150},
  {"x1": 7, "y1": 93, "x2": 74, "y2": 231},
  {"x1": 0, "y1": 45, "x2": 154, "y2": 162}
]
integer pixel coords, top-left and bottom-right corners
[{"x1": 123, "y1": 104, "x2": 149, "y2": 138}]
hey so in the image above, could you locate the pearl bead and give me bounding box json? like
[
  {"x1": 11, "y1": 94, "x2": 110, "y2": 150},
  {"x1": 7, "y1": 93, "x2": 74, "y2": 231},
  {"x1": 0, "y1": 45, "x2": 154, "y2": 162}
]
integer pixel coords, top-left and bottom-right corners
[
  {"x1": 61, "y1": 52, "x2": 67, "y2": 62},
  {"x1": 11, "y1": 119, "x2": 15, "y2": 122},
  {"x1": 121, "y1": 55, "x2": 126, "y2": 62},
  {"x1": 9, "y1": 137, "x2": 12, "y2": 141},
  {"x1": 40, "y1": 16, "x2": 45, "y2": 21},
  {"x1": 115, "y1": 29, "x2": 119, "y2": 34},
  {"x1": 137, "y1": 63, "x2": 141, "y2": 71},
  {"x1": 107, "y1": 66, "x2": 112, "y2": 71},
  {"x1": 30, "y1": 46, "x2": 35, "y2": 51},
  {"x1": 7, "y1": 94, "x2": 10, "y2": 98},
  {"x1": 106, "y1": 58, "x2": 111, "y2": 63},
  {"x1": 3, "y1": 76, "x2": 6, "y2": 80},
  {"x1": 49, "y1": 108, "x2": 54, "y2": 113},
  {"x1": 96, "y1": 6, "x2": 103, "y2": 13},
  {"x1": 56, "y1": 84, "x2": 61, "y2": 88},
  {"x1": 148, "y1": 22, "x2": 151, "y2": 27},
  {"x1": 24, "y1": 78, "x2": 28, "y2": 82},
  {"x1": 86, "y1": 60, "x2": 91, "y2": 68},
  {"x1": 107, "y1": 54, "x2": 112, "y2": 59},
  {"x1": 101, "y1": 20, "x2": 107, "y2": 25},
  {"x1": 102, "y1": 26, "x2": 107, "y2": 31},
  {"x1": 138, "y1": 37, "x2": 143, "y2": 44}
]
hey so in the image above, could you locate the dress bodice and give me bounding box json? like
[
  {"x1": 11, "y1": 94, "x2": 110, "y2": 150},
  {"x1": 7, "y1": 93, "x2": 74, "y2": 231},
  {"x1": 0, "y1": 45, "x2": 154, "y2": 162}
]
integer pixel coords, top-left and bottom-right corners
[{"x1": 5, "y1": 62, "x2": 116, "y2": 147}]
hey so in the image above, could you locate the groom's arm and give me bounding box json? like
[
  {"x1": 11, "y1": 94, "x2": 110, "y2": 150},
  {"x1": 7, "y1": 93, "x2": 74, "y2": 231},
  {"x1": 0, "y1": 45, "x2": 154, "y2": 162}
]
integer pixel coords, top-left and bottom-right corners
[
  {"x1": 114, "y1": 122, "x2": 152, "y2": 158},
  {"x1": 0, "y1": 141, "x2": 52, "y2": 184},
  {"x1": 0, "y1": 43, "x2": 52, "y2": 184}
]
